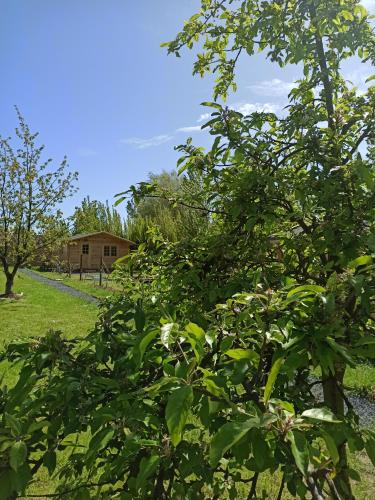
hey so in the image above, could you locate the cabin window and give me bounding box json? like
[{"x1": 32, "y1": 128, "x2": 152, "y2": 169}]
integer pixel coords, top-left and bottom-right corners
[
  {"x1": 82, "y1": 244, "x2": 89, "y2": 255},
  {"x1": 111, "y1": 246, "x2": 117, "y2": 257},
  {"x1": 103, "y1": 245, "x2": 110, "y2": 256}
]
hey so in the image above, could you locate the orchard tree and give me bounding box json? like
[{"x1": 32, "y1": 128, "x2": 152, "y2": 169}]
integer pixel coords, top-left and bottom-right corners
[
  {"x1": 0, "y1": 2, "x2": 375, "y2": 500},
  {"x1": 158, "y1": 0, "x2": 375, "y2": 496},
  {"x1": 0, "y1": 109, "x2": 77, "y2": 295}
]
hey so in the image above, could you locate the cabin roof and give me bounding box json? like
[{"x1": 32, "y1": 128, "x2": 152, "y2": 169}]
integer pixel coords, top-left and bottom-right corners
[{"x1": 69, "y1": 231, "x2": 135, "y2": 245}]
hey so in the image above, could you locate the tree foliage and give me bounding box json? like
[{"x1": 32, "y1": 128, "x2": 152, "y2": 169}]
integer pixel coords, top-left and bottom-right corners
[
  {"x1": 0, "y1": 108, "x2": 77, "y2": 295},
  {"x1": 123, "y1": 170, "x2": 210, "y2": 243},
  {"x1": 71, "y1": 196, "x2": 126, "y2": 238},
  {"x1": 1, "y1": 1, "x2": 375, "y2": 498}
]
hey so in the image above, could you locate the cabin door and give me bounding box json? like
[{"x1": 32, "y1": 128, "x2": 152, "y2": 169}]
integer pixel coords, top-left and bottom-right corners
[{"x1": 81, "y1": 242, "x2": 90, "y2": 269}]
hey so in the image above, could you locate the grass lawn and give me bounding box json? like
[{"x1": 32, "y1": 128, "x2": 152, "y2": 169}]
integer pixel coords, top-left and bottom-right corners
[
  {"x1": 34, "y1": 270, "x2": 123, "y2": 299},
  {"x1": 344, "y1": 364, "x2": 375, "y2": 399},
  {"x1": 0, "y1": 271, "x2": 98, "y2": 389},
  {"x1": 0, "y1": 271, "x2": 98, "y2": 345}
]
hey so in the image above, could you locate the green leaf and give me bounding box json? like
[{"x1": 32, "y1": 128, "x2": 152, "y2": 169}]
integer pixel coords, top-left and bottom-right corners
[
  {"x1": 185, "y1": 323, "x2": 205, "y2": 361},
  {"x1": 354, "y1": 5, "x2": 368, "y2": 19},
  {"x1": 264, "y1": 357, "x2": 283, "y2": 403},
  {"x1": 225, "y1": 348, "x2": 258, "y2": 362},
  {"x1": 301, "y1": 408, "x2": 340, "y2": 423},
  {"x1": 113, "y1": 196, "x2": 126, "y2": 206},
  {"x1": 185, "y1": 322, "x2": 205, "y2": 341},
  {"x1": 325, "y1": 338, "x2": 355, "y2": 366},
  {"x1": 365, "y1": 75, "x2": 375, "y2": 83},
  {"x1": 43, "y1": 450, "x2": 57, "y2": 475},
  {"x1": 6, "y1": 366, "x2": 36, "y2": 411},
  {"x1": 166, "y1": 386, "x2": 193, "y2": 446},
  {"x1": 205, "y1": 330, "x2": 216, "y2": 348},
  {"x1": 201, "y1": 101, "x2": 222, "y2": 109},
  {"x1": 348, "y1": 468, "x2": 361, "y2": 482},
  {"x1": 252, "y1": 430, "x2": 269, "y2": 470},
  {"x1": 5, "y1": 414, "x2": 22, "y2": 436},
  {"x1": 273, "y1": 399, "x2": 295, "y2": 415},
  {"x1": 367, "y1": 234, "x2": 375, "y2": 252},
  {"x1": 287, "y1": 285, "x2": 325, "y2": 299},
  {"x1": 0, "y1": 440, "x2": 14, "y2": 453},
  {"x1": 357, "y1": 162, "x2": 374, "y2": 188},
  {"x1": 9, "y1": 441, "x2": 27, "y2": 471},
  {"x1": 288, "y1": 430, "x2": 309, "y2": 474},
  {"x1": 323, "y1": 432, "x2": 339, "y2": 465},
  {"x1": 316, "y1": 345, "x2": 336, "y2": 375},
  {"x1": 145, "y1": 376, "x2": 179, "y2": 396},
  {"x1": 161, "y1": 323, "x2": 176, "y2": 349},
  {"x1": 365, "y1": 438, "x2": 375, "y2": 467},
  {"x1": 134, "y1": 306, "x2": 146, "y2": 332},
  {"x1": 342, "y1": 10, "x2": 354, "y2": 21},
  {"x1": 348, "y1": 255, "x2": 372, "y2": 269},
  {"x1": 136, "y1": 455, "x2": 160, "y2": 492},
  {"x1": 210, "y1": 419, "x2": 257, "y2": 467},
  {"x1": 86, "y1": 428, "x2": 115, "y2": 461},
  {"x1": 27, "y1": 420, "x2": 50, "y2": 434},
  {"x1": 352, "y1": 344, "x2": 375, "y2": 359},
  {"x1": 202, "y1": 377, "x2": 229, "y2": 401},
  {"x1": 134, "y1": 330, "x2": 158, "y2": 365},
  {"x1": 355, "y1": 337, "x2": 375, "y2": 347}
]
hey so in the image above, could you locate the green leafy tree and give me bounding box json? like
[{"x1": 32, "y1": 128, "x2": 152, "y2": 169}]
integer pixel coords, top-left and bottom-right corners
[
  {"x1": 123, "y1": 170, "x2": 210, "y2": 243},
  {"x1": 1, "y1": 2, "x2": 375, "y2": 499},
  {"x1": 0, "y1": 109, "x2": 77, "y2": 295},
  {"x1": 71, "y1": 196, "x2": 126, "y2": 237}
]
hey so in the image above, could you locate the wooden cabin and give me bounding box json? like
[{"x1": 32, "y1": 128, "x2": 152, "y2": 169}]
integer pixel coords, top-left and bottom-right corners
[{"x1": 61, "y1": 231, "x2": 135, "y2": 271}]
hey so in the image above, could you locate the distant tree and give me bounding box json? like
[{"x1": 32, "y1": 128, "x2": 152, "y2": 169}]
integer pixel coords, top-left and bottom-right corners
[
  {"x1": 0, "y1": 109, "x2": 77, "y2": 296},
  {"x1": 71, "y1": 196, "x2": 126, "y2": 237},
  {"x1": 124, "y1": 170, "x2": 210, "y2": 242}
]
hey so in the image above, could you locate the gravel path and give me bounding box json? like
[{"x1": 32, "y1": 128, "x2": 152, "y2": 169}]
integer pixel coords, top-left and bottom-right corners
[
  {"x1": 311, "y1": 382, "x2": 375, "y2": 428},
  {"x1": 20, "y1": 269, "x2": 100, "y2": 305}
]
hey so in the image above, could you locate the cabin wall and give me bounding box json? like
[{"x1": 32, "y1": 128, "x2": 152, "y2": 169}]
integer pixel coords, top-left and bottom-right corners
[{"x1": 63, "y1": 235, "x2": 130, "y2": 270}]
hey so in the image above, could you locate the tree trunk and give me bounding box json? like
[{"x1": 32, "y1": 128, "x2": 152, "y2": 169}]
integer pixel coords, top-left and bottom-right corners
[
  {"x1": 5, "y1": 273, "x2": 14, "y2": 296},
  {"x1": 322, "y1": 364, "x2": 354, "y2": 499}
]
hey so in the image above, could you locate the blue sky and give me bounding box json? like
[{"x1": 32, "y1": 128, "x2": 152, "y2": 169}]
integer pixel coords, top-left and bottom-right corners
[{"x1": 0, "y1": 0, "x2": 373, "y2": 217}]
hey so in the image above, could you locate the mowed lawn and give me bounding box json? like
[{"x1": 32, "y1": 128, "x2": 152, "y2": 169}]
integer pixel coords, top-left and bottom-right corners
[{"x1": 0, "y1": 271, "x2": 98, "y2": 345}]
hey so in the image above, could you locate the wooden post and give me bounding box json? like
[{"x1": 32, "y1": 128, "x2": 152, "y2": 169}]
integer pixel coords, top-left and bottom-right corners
[
  {"x1": 68, "y1": 245, "x2": 72, "y2": 278},
  {"x1": 80, "y1": 254, "x2": 83, "y2": 281},
  {"x1": 99, "y1": 257, "x2": 103, "y2": 287}
]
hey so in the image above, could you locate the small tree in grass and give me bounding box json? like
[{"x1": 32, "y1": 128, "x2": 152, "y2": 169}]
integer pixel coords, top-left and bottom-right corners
[{"x1": 0, "y1": 108, "x2": 77, "y2": 296}]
